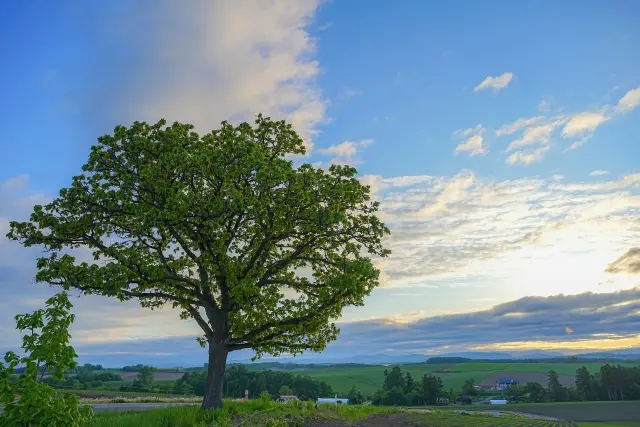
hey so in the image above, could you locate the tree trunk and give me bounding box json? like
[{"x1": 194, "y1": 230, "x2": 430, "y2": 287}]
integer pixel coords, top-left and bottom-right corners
[{"x1": 201, "y1": 342, "x2": 229, "y2": 409}]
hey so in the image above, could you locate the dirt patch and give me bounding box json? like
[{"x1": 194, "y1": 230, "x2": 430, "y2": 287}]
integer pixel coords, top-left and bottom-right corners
[
  {"x1": 305, "y1": 414, "x2": 423, "y2": 426},
  {"x1": 118, "y1": 371, "x2": 184, "y2": 381},
  {"x1": 479, "y1": 371, "x2": 574, "y2": 388},
  {"x1": 504, "y1": 401, "x2": 640, "y2": 422}
]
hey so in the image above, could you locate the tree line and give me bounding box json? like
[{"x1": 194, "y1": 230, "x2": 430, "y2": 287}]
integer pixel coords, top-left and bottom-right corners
[
  {"x1": 370, "y1": 366, "x2": 455, "y2": 406},
  {"x1": 490, "y1": 365, "x2": 640, "y2": 403},
  {"x1": 172, "y1": 365, "x2": 335, "y2": 401}
]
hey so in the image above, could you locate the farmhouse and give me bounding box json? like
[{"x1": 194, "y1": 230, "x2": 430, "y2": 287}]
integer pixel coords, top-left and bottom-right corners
[
  {"x1": 278, "y1": 395, "x2": 299, "y2": 402},
  {"x1": 495, "y1": 378, "x2": 520, "y2": 391}
]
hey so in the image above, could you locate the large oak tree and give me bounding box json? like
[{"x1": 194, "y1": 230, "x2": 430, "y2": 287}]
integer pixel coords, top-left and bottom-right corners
[{"x1": 7, "y1": 116, "x2": 390, "y2": 408}]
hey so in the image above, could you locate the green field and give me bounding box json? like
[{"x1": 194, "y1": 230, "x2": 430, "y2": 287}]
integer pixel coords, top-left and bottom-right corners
[{"x1": 246, "y1": 361, "x2": 639, "y2": 395}]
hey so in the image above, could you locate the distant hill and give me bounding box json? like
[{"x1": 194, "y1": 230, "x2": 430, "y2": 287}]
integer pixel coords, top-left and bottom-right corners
[{"x1": 76, "y1": 347, "x2": 640, "y2": 369}]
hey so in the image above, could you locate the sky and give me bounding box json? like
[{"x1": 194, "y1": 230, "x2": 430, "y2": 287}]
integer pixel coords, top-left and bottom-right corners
[{"x1": 0, "y1": 0, "x2": 639, "y2": 366}]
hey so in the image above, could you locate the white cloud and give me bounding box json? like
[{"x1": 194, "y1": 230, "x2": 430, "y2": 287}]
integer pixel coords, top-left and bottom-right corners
[
  {"x1": 371, "y1": 170, "x2": 640, "y2": 295},
  {"x1": 496, "y1": 116, "x2": 546, "y2": 136},
  {"x1": 562, "y1": 112, "x2": 608, "y2": 138},
  {"x1": 590, "y1": 170, "x2": 610, "y2": 177},
  {"x1": 507, "y1": 123, "x2": 557, "y2": 151},
  {"x1": 318, "y1": 139, "x2": 373, "y2": 166},
  {"x1": 506, "y1": 144, "x2": 551, "y2": 165},
  {"x1": 474, "y1": 72, "x2": 514, "y2": 93},
  {"x1": 453, "y1": 124, "x2": 485, "y2": 139},
  {"x1": 614, "y1": 87, "x2": 640, "y2": 114},
  {"x1": 455, "y1": 135, "x2": 488, "y2": 156},
  {"x1": 453, "y1": 124, "x2": 487, "y2": 156},
  {"x1": 103, "y1": 0, "x2": 326, "y2": 152},
  {"x1": 564, "y1": 135, "x2": 591, "y2": 152}
]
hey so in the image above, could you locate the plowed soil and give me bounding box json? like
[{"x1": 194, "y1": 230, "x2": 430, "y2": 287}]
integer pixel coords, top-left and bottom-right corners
[{"x1": 305, "y1": 414, "x2": 422, "y2": 426}]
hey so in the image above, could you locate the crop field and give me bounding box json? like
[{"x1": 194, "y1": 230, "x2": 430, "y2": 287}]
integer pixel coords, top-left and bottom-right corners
[
  {"x1": 248, "y1": 361, "x2": 639, "y2": 395},
  {"x1": 485, "y1": 401, "x2": 640, "y2": 423},
  {"x1": 282, "y1": 363, "x2": 454, "y2": 394}
]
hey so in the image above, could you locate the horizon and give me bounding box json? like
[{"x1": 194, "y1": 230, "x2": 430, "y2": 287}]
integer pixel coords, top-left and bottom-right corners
[{"x1": 1, "y1": 0, "x2": 639, "y2": 366}]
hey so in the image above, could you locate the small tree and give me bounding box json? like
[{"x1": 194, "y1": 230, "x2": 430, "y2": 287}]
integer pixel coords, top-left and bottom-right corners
[
  {"x1": 523, "y1": 381, "x2": 547, "y2": 402},
  {"x1": 132, "y1": 366, "x2": 155, "y2": 391},
  {"x1": 0, "y1": 293, "x2": 93, "y2": 426},
  {"x1": 547, "y1": 370, "x2": 569, "y2": 402},
  {"x1": 278, "y1": 385, "x2": 292, "y2": 396},
  {"x1": 383, "y1": 366, "x2": 406, "y2": 391},
  {"x1": 346, "y1": 386, "x2": 365, "y2": 405},
  {"x1": 448, "y1": 387, "x2": 458, "y2": 404},
  {"x1": 404, "y1": 372, "x2": 414, "y2": 394},
  {"x1": 462, "y1": 379, "x2": 478, "y2": 396},
  {"x1": 7, "y1": 116, "x2": 390, "y2": 408},
  {"x1": 422, "y1": 374, "x2": 443, "y2": 405}
]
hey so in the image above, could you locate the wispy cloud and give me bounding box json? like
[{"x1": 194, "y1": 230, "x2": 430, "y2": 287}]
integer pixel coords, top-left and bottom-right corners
[
  {"x1": 590, "y1": 170, "x2": 610, "y2": 177},
  {"x1": 606, "y1": 249, "x2": 640, "y2": 275},
  {"x1": 496, "y1": 117, "x2": 546, "y2": 136},
  {"x1": 614, "y1": 87, "x2": 640, "y2": 114},
  {"x1": 506, "y1": 144, "x2": 550, "y2": 165},
  {"x1": 366, "y1": 171, "x2": 640, "y2": 292},
  {"x1": 453, "y1": 125, "x2": 488, "y2": 156},
  {"x1": 317, "y1": 139, "x2": 374, "y2": 166},
  {"x1": 538, "y1": 99, "x2": 551, "y2": 113},
  {"x1": 561, "y1": 112, "x2": 608, "y2": 138},
  {"x1": 474, "y1": 72, "x2": 514, "y2": 93},
  {"x1": 497, "y1": 86, "x2": 640, "y2": 163},
  {"x1": 563, "y1": 135, "x2": 592, "y2": 152}
]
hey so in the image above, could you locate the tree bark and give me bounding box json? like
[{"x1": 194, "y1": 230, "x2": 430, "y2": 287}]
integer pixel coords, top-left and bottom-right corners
[{"x1": 201, "y1": 342, "x2": 229, "y2": 409}]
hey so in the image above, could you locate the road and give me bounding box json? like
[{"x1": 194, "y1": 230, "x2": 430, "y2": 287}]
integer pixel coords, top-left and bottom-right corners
[{"x1": 0, "y1": 402, "x2": 200, "y2": 414}]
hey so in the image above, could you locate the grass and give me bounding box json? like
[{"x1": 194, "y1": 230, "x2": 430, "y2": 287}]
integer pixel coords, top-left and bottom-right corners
[
  {"x1": 80, "y1": 395, "x2": 202, "y2": 404},
  {"x1": 84, "y1": 399, "x2": 401, "y2": 427},
  {"x1": 82, "y1": 401, "x2": 640, "y2": 427}
]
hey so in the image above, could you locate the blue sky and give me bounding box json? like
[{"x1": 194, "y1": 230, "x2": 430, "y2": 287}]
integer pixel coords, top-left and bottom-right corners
[{"x1": 1, "y1": 0, "x2": 639, "y2": 364}]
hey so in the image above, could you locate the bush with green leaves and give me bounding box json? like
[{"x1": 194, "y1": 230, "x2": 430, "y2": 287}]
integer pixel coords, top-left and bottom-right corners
[{"x1": 0, "y1": 292, "x2": 93, "y2": 427}]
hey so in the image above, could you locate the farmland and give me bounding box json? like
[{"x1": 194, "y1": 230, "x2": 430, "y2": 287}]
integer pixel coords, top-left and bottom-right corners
[{"x1": 242, "y1": 361, "x2": 640, "y2": 395}]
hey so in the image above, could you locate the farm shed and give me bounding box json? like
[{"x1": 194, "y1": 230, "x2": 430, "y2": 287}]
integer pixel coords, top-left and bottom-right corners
[{"x1": 317, "y1": 397, "x2": 349, "y2": 405}]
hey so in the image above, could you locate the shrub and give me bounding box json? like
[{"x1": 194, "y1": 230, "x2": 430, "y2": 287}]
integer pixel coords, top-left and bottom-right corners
[{"x1": 0, "y1": 293, "x2": 93, "y2": 427}]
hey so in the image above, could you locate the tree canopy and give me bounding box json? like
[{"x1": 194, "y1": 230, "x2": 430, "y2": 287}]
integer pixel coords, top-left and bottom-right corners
[{"x1": 7, "y1": 115, "x2": 390, "y2": 408}]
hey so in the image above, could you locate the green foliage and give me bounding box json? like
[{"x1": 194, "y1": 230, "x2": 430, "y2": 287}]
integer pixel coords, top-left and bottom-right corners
[
  {"x1": 0, "y1": 292, "x2": 93, "y2": 426},
  {"x1": 260, "y1": 391, "x2": 272, "y2": 403},
  {"x1": 447, "y1": 387, "x2": 458, "y2": 404},
  {"x1": 174, "y1": 365, "x2": 333, "y2": 400},
  {"x1": 85, "y1": 400, "x2": 402, "y2": 427},
  {"x1": 461, "y1": 378, "x2": 478, "y2": 396},
  {"x1": 523, "y1": 381, "x2": 547, "y2": 403},
  {"x1": 7, "y1": 115, "x2": 390, "y2": 407},
  {"x1": 278, "y1": 385, "x2": 292, "y2": 396},
  {"x1": 547, "y1": 370, "x2": 569, "y2": 402},
  {"x1": 346, "y1": 385, "x2": 365, "y2": 405},
  {"x1": 382, "y1": 366, "x2": 405, "y2": 391},
  {"x1": 404, "y1": 371, "x2": 414, "y2": 394},
  {"x1": 422, "y1": 373, "x2": 444, "y2": 405}
]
